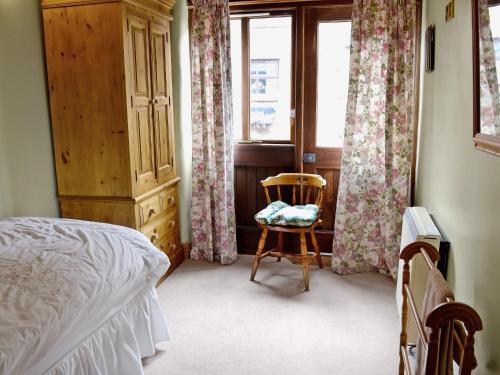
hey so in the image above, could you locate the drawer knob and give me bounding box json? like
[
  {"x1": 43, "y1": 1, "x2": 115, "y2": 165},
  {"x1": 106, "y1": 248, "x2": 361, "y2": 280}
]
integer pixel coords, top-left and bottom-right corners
[
  {"x1": 148, "y1": 207, "x2": 156, "y2": 217},
  {"x1": 150, "y1": 232, "x2": 159, "y2": 243},
  {"x1": 167, "y1": 196, "x2": 175, "y2": 205},
  {"x1": 169, "y1": 243, "x2": 176, "y2": 251},
  {"x1": 168, "y1": 221, "x2": 175, "y2": 229}
]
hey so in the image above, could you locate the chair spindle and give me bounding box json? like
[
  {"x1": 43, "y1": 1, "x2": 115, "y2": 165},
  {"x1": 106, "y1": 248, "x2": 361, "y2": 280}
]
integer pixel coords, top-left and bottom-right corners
[
  {"x1": 314, "y1": 188, "x2": 323, "y2": 206},
  {"x1": 264, "y1": 186, "x2": 271, "y2": 204},
  {"x1": 305, "y1": 187, "x2": 311, "y2": 204}
]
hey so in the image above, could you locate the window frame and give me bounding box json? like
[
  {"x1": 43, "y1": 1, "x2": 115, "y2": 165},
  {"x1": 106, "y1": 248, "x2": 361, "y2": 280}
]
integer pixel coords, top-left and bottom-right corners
[
  {"x1": 472, "y1": 0, "x2": 500, "y2": 157},
  {"x1": 231, "y1": 11, "x2": 297, "y2": 144},
  {"x1": 303, "y1": 6, "x2": 352, "y2": 153},
  {"x1": 189, "y1": 0, "x2": 421, "y2": 203}
]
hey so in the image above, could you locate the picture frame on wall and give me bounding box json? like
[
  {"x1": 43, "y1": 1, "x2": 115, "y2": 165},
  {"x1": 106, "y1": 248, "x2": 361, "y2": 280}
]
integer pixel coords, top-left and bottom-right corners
[{"x1": 425, "y1": 25, "x2": 435, "y2": 72}]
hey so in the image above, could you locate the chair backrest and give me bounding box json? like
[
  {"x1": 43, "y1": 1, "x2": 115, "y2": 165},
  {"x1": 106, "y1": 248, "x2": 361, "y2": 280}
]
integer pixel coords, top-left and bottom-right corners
[{"x1": 260, "y1": 173, "x2": 326, "y2": 208}]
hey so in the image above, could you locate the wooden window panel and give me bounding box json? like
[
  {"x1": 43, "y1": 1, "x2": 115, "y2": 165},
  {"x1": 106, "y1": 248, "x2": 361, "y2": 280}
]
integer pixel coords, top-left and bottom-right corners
[
  {"x1": 241, "y1": 18, "x2": 251, "y2": 140},
  {"x1": 233, "y1": 11, "x2": 296, "y2": 144}
]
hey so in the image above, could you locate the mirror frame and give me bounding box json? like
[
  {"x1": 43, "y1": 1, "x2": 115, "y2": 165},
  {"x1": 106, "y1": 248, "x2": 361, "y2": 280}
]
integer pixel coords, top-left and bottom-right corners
[{"x1": 472, "y1": 0, "x2": 500, "y2": 156}]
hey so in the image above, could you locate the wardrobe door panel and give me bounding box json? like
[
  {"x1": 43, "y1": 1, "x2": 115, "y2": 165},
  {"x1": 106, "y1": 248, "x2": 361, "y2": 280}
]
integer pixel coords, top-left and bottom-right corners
[
  {"x1": 128, "y1": 14, "x2": 156, "y2": 191},
  {"x1": 42, "y1": 3, "x2": 131, "y2": 197},
  {"x1": 150, "y1": 22, "x2": 175, "y2": 181},
  {"x1": 135, "y1": 107, "x2": 155, "y2": 186}
]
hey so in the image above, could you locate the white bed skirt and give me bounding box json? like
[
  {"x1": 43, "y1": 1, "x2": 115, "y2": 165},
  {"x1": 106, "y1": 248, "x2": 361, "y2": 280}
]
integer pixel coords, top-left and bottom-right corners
[{"x1": 44, "y1": 287, "x2": 170, "y2": 375}]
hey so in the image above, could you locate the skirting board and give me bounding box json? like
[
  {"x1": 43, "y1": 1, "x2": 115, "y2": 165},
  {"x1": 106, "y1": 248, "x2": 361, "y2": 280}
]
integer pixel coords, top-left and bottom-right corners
[{"x1": 182, "y1": 243, "x2": 191, "y2": 258}]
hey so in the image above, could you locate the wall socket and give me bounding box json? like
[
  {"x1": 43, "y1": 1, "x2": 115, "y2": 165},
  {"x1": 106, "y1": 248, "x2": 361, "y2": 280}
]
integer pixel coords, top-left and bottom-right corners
[{"x1": 445, "y1": 0, "x2": 455, "y2": 22}]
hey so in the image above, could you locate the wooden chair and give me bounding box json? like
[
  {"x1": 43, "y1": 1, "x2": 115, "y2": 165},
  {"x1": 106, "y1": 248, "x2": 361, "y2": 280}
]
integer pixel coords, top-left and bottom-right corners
[{"x1": 250, "y1": 173, "x2": 326, "y2": 291}]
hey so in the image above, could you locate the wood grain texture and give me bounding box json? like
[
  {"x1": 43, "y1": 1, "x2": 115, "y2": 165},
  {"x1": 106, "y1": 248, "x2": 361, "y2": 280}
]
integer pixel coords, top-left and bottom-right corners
[
  {"x1": 315, "y1": 167, "x2": 340, "y2": 230},
  {"x1": 44, "y1": 3, "x2": 132, "y2": 197},
  {"x1": 142, "y1": 209, "x2": 178, "y2": 244},
  {"x1": 59, "y1": 181, "x2": 182, "y2": 276},
  {"x1": 249, "y1": 173, "x2": 326, "y2": 291},
  {"x1": 128, "y1": 12, "x2": 157, "y2": 194},
  {"x1": 235, "y1": 165, "x2": 294, "y2": 252},
  {"x1": 60, "y1": 198, "x2": 137, "y2": 227},
  {"x1": 301, "y1": 6, "x2": 351, "y2": 249},
  {"x1": 42, "y1": 0, "x2": 182, "y2": 280},
  {"x1": 157, "y1": 234, "x2": 184, "y2": 284},
  {"x1": 399, "y1": 242, "x2": 483, "y2": 375},
  {"x1": 151, "y1": 21, "x2": 176, "y2": 183},
  {"x1": 42, "y1": 0, "x2": 176, "y2": 16},
  {"x1": 181, "y1": 242, "x2": 191, "y2": 258},
  {"x1": 234, "y1": 144, "x2": 295, "y2": 168}
]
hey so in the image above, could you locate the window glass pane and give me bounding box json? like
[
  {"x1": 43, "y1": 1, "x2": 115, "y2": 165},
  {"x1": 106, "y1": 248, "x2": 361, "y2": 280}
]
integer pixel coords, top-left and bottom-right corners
[
  {"x1": 230, "y1": 19, "x2": 243, "y2": 141},
  {"x1": 249, "y1": 17, "x2": 292, "y2": 141},
  {"x1": 490, "y1": 6, "x2": 500, "y2": 86},
  {"x1": 316, "y1": 21, "x2": 351, "y2": 148}
]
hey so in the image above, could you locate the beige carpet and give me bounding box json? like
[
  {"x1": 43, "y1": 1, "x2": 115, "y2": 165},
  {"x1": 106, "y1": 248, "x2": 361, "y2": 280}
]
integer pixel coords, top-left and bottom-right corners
[{"x1": 143, "y1": 255, "x2": 400, "y2": 375}]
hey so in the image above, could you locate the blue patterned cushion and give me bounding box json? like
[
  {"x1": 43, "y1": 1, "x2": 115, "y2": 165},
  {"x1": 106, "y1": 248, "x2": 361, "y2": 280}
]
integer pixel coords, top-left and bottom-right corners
[
  {"x1": 254, "y1": 201, "x2": 290, "y2": 224},
  {"x1": 255, "y1": 201, "x2": 319, "y2": 227},
  {"x1": 268, "y1": 204, "x2": 319, "y2": 227}
]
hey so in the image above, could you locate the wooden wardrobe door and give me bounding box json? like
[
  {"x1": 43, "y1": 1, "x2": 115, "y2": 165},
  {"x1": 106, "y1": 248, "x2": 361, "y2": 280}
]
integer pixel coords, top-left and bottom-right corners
[
  {"x1": 128, "y1": 14, "x2": 156, "y2": 191},
  {"x1": 150, "y1": 21, "x2": 175, "y2": 182}
]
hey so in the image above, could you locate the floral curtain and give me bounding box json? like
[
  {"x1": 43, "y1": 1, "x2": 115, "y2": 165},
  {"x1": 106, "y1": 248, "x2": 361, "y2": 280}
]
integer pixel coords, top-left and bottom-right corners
[
  {"x1": 190, "y1": 0, "x2": 238, "y2": 265},
  {"x1": 331, "y1": 0, "x2": 416, "y2": 279},
  {"x1": 479, "y1": 0, "x2": 500, "y2": 136}
]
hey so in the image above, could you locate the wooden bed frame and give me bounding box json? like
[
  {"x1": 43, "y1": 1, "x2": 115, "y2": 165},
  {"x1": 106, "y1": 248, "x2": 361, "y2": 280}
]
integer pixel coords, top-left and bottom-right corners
[{"x1": 399, "y1": 241, "x2": 483, "y2": 375}]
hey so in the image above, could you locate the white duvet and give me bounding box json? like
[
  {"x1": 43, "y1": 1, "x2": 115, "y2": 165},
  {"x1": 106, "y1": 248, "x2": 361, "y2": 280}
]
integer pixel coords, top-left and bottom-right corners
[{"x1": 0, "y1": 217, "x2": 170, "y2": 375}]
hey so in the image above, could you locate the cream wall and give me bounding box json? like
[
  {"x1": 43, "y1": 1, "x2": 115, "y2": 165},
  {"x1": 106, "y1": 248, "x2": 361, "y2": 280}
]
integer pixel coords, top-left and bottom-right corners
[
  {"x1": 171, "y1": 0, "x2": 193, "y2": 244},
  {"x1": 0, "y1": 0, "x2": 59, "y2": 218},
  {"x1": 417, "y1": 0, "x2": 500, "y2": 373}
]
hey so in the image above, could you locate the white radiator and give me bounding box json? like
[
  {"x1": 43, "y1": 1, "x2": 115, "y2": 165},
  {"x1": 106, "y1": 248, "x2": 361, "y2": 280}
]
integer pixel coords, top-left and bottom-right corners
[{"x1": 396, "y1": 207, "x2": 441, "y2": 345}]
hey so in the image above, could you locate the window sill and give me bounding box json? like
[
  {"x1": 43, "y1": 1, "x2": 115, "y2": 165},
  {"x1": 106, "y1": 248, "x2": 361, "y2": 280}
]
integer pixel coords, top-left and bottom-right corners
[
  {"x1": 234, "y1": 140, "x2": 293, "y2": 145},
  {"x1": 473, "y1": 133, "x2": 500, "y2": 157}
]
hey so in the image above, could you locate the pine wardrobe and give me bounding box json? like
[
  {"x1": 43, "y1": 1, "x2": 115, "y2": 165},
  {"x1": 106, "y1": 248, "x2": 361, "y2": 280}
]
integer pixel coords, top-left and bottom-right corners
[{"x1": 41, "y1": 0, "x2": 183, "y2": 280}]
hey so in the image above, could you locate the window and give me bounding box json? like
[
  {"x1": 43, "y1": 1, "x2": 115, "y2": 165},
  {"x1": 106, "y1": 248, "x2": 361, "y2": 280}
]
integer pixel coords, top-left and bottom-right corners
[
  {"x1": 316, "y1": 21, "x2": 351, "y2": 148},
  {"x1": 488, "y1": 5, "x2": 500, "y2": 98},
  {"x1": 230, "y1": 19, "x2": 243, "y2": 141},
  {"x1": 473, "y1": 0, "x2": 500, "y2": 156},
  {"x1": 230, "y1": 16, "x2": 293, "y2": 142}
]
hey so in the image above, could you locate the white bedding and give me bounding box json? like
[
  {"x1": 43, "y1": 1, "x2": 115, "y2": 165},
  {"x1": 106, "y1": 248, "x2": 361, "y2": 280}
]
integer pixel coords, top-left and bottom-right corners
[{"x1": 0, "y1": 217, "x2": 170, "y2": 375}]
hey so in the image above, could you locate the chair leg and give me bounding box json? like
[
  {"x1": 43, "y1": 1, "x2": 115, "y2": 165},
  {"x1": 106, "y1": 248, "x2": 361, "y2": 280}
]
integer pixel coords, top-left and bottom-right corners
[
  {"x1": 276, "y1": 232, "x2": 283, "y2": 262},
  {"x1": 310, "y1": 231, "x2": 323, "y2": 268},
  {"x1": 251, "y1": 228, "x2": 268, "y2": 281},
  {"x1": 300, "y1": 232, "x2": 310, "y2": 291}
]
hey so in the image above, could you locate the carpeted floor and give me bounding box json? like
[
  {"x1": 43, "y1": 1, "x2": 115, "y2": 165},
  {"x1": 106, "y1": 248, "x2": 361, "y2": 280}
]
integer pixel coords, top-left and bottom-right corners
[{"x1": 143, "y1": 255, "x2": 400, "y2": 375}]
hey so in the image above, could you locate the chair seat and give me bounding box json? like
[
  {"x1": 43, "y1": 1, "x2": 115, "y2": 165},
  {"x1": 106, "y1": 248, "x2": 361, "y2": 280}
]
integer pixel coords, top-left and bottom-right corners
[{"x1": 255, "y1": 201, "x2": 319, "y2": 227}]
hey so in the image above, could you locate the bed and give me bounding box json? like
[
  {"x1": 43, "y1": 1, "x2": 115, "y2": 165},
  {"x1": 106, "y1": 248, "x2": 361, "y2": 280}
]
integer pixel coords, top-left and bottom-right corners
[{"x1": 0, "y1": 217, "x2": 170, "y2": 375}]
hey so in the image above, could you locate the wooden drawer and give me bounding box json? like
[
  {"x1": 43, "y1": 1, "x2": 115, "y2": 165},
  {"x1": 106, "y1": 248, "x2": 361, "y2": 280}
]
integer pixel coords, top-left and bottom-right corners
[
  {"x1": 141, "y1": 211, "x2": 177, "y2": 245},
  {"x1": 159, "y1": 185, "x2": 177, "y2": 214},
  {"x1": 155, "y1": 232, "x2": 183, "y2": 284},
  {"x1": 139, "y1": 185, "x2": 177, "y2": 227},
  {"x1": 156, "y1": 234, "x2": 179, "y2": 257}
]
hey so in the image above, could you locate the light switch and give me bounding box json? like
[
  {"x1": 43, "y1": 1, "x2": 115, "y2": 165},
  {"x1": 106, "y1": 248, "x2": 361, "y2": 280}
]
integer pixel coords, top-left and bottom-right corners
[{"x1": 303, "y1": 153, "x2": 316, "y2": 163}]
